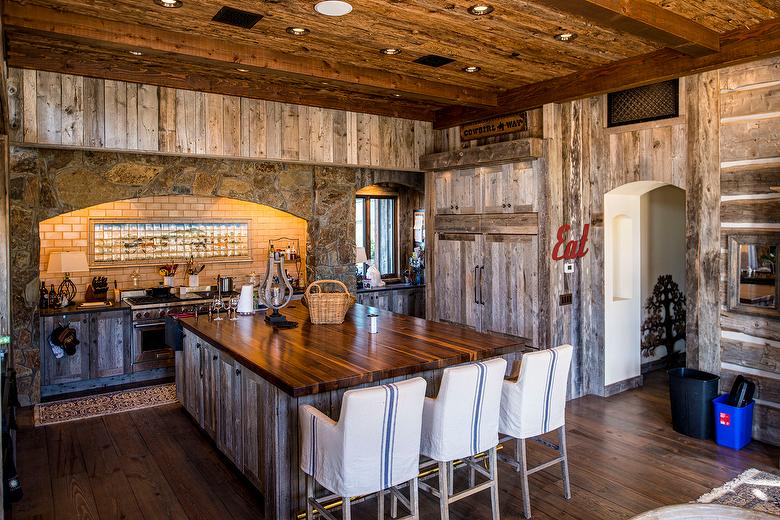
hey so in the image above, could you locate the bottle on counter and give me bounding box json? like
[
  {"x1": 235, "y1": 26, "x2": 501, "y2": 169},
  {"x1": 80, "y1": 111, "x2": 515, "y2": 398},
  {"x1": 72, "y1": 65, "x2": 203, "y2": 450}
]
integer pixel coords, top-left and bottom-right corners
[
  {"x1": 48, "y1": 284, "x2": 59, "y2": 308},
  {"x1": 39, "y1": 282, "x2": 48, "y2": 309},
  {"x1": 285, "y1": 244, "x2": 292, "y2": 260}
]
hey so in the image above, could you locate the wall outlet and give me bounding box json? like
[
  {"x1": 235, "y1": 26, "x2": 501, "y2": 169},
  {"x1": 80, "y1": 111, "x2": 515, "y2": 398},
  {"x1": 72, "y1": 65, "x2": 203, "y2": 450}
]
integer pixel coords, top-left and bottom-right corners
[
  {"x1": 564, "y1": 262, "x2": 575, "y2": 274},
  {"x1": 559, "y1": 293, "x2": 573, "y2": 306}
]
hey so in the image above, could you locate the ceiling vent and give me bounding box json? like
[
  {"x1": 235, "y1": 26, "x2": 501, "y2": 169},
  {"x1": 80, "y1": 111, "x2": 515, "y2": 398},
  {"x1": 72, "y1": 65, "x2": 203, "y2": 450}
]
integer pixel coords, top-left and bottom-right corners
[
  {"x1": 211, "y1": 6, "x2": 264, "y2": 29},
  {"x1": 413, "y1": 55, "x2": 455, "y2": 67}
]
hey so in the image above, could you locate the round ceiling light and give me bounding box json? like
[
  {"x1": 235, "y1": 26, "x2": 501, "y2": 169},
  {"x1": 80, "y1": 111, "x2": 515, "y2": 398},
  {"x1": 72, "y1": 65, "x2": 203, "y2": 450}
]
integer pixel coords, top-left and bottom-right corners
[
  {"x1": 463, "y1": 65, "x2": 481, "y2": 73},
  {"x1": 467, "y1": 4, "x2": 494, "y2": 15},
  {"x1": 554, "y1": 32, "x2": 577, "y2": 42},
  {"x1": 236, "y1": 68, "x2": 249, "y2": 73},
  {"x1": 154, "y1": 0, "x2": 183, "y2": 8},
  {"x1": 129, "y1": 50, "x2": 144, "y2": 56},
  {"x1": 314, "y1": 1, "x2": 353, "y2": 16},
  {"x1": 286, "y1": 27, "x2": 310, "y2": 36},
  {"x1": 380, "y1": 48, "x2": 402, "y2": 55}
]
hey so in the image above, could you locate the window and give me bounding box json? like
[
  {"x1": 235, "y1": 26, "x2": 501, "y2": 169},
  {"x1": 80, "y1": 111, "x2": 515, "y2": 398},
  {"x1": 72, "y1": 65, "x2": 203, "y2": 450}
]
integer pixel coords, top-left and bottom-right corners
[{"x1": 356, "y1": 196, "x2": 397, "y2": 277}]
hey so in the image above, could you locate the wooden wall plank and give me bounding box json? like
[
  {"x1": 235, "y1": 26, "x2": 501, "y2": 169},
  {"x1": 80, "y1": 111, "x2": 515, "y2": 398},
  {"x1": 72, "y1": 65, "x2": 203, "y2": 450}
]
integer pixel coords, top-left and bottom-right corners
[
  {"x1": 137, "y1": 84, "x2": 158, "y2": 151},
  {"x1": 248, "y1": 98, "x2": 266, "y2": 159},
  {"x1": 21, "y1": 69, "x2": 37, "y2": 143},
  {"x1": 332, "y1": 110, "x2": 347, "y2": 165},
  {"x1": 281, "y1": 103, "x2": 299, "y2": 161},
  {"x1": 266, "y1": 101, "x2": 282, "y2": 159},
  {"x1": 83, "y1": 77, "x2": 105, "y2": 148},
  {"x1": 205, "y1": 93, "x2": 224, "y2": 156},
  {"x1": 721, "y1": 85, "x2": 780, "y2": 120},
  {"x1": 721, "y1": 164, "x2": 780, "y2": 195},
  {"x1": 104, "y1": 80, "x2": 127, "y2": 149},
  {"x1": 297, "y1": 105, "x2": 311, "y2": 163},
  {"x1": 61, "y1": 74, "x2": 84, "y2": 146},
  {"x1": 222, "y1": 95, "x2": 240, "y2": 157},
  {"x1": 6, "y1": 68, "x2": 24, "y2": 143},
  {"x1": 125, "y1": 82, "x2": 139, "y2": 150},
  {"x1": 36, "y1": 70, "x2": 61, "y2": 144},
  {"x1": 158, "y1": 86, "x2": 176, "y2": 152},
  {"x1": 721, "y1": 117, "x2": 780, "y2": 163},
  {"x1": 721, "y1": 196, "x2": 780, "y2": 223}
]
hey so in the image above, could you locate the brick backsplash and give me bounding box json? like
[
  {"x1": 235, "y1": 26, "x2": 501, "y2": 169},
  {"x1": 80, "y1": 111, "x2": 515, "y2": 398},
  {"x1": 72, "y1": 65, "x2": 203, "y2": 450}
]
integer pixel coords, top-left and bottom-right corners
[{"x1": 39, "y1": 195, "x2": 308, "y2": 297}]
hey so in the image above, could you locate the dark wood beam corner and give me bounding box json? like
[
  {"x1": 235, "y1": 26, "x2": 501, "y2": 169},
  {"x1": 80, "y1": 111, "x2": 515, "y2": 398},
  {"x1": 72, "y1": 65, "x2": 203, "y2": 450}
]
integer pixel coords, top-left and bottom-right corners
[
  {"x1": 433, "y1": 17, "x2": 780, "y2": 129},
  {"x1": 532, "y1": 0, "x2": 720, "y2": 57}
]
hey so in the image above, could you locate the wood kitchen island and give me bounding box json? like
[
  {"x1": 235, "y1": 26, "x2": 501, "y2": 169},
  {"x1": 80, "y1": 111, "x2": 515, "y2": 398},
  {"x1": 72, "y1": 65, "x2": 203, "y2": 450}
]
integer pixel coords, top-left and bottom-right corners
[{"x1": 175, "y1": 302, "x2": 529, "y2": 520}]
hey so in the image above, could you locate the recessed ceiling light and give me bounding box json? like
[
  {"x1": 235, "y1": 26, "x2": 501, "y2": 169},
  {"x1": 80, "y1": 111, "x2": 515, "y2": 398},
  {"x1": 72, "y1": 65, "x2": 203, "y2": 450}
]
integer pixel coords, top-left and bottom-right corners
[
  {"x1": 394, "y1": 94, "x2": 401, "y2": 97},
  {"x1": 467, "y1": 4, "x2": 494, "y2": 15},
  {"x1": 286, "y1": 27, "x2": 310, "y2": 36},
  {"x1": 154, "y1": 0, "x2": 183, "y2": 8},
  {"x1": 314, "y1": 1, "x2": 353, "y2": 16},
  {"x1": 236, "y1": 68, "x2": 249, "y2": 73},
  {"x1": 380, "y1": 48, "x2": 402, "y2": 55},
  {"x1": 129, "y1": 50, "x2": 143, "y2": 56},
  {"x1": 554, "y1": 32, "x2": 577, "y2": 42},
  {"x1": 463, "y1": 66, "x2": 481, "y2": 73}
]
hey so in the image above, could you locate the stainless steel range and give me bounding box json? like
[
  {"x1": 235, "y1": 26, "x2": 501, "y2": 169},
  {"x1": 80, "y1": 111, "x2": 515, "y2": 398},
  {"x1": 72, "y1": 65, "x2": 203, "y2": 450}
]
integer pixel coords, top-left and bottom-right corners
[{"x1": 122, "y1": 288, "x2": 233, "y2": 372}]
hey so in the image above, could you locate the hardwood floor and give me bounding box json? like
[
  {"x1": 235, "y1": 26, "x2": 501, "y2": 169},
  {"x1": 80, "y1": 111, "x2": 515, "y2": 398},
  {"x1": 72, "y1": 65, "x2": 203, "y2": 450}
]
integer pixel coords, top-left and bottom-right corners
[{"x1": 12, "y1": 370, "x2": 780, "y2": 520}]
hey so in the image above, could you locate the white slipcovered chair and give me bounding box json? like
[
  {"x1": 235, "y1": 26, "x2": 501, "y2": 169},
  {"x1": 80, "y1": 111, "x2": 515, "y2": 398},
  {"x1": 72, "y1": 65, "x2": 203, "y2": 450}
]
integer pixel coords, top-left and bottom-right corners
[
  {"x1": 299, "y1": 377, "x2": 427, "y2": 520},
  {"x1": 415, "y1": 358, "x2": 508, "y2": 520},
  {"x1": 498, "y1": 344, "x2": 574, "y2": 519}
]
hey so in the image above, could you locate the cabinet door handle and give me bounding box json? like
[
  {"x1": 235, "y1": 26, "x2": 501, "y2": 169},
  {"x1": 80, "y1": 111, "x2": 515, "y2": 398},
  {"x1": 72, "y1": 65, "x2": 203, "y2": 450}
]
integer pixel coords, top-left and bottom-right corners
[
  {"x1": 502, "y1": 203, "x2": 506, "y2": 208},
  {"x1": 213, "y1": 355, "x2": 218, "y2": 360},
  {"x1": 199, "y1": 348, "x2": 204, "y2": 378},
  {"x1": 474, "y1": 266, "x2": 479, "y2": 304},
  {"x1": 235, "y1": 368, "x2": 241, "y2": 376},
  {"x1": 450, "y1": 204, "x2": 454, "y2": 209},
  {"x1": 455, "y1": 205, "x2": 459, "y2": 210},
  {"x1": 507, "y1": 203, "x2": 511, "y2": 208},
  {"x1": 479, "y1": 266, "x2": 486, "y2": 305}
]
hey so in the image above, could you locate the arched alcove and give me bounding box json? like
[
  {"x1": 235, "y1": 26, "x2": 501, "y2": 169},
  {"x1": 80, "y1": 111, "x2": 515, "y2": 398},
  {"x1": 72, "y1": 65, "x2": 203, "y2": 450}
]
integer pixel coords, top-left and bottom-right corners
[
  {"x1": 38, "y1": 195, "x2": 309, "y2": 296},
  {"x1": 604, "y1": 181, "x2": 686, "y2": 388}
]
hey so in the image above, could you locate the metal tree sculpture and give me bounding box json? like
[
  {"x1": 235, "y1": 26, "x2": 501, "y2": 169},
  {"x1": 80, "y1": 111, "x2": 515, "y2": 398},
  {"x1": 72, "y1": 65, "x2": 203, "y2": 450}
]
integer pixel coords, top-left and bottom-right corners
[{"x1": 641, "y1": 274, "x2": 686, "y2": 363}]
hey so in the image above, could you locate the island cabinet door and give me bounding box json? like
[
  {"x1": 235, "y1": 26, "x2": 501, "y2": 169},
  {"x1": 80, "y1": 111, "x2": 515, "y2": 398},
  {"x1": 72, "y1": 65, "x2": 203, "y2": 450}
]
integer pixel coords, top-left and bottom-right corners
[
  {"x1": 480, "y1": 234, "x2": 538, "y2": 344},
  {"x1": 239, "y1": 367, "x2": 262, "y2": 489},
  {"x1": 216, "y1": 351, "x2": 243, "y2": 465},
  {"x1": 433, "y1": 233, "x2": 481, "y2": 329},
  {"x1": 41, "y1": 313, "x2": 91, "y2": 386},
  {"x1": 183, "y1": 335, "x2": 204, "y2": 424},
  {"x1": 201, "y1": 343, "x2": 219, "y2": 438},
  {"x1": 90, "y1": 310, "x2": 130, "y2": 379}
]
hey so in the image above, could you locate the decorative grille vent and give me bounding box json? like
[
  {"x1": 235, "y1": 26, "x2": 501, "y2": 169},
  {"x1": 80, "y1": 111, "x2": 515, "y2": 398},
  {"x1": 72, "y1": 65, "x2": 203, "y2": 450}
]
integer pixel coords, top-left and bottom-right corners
[
  {"x1": 413, "y1": 55, "x2": 455, "y2": 67},
  {"x1": 211, "y1": 6, "x2": 264, "y2": 29},
  {"x1": 607, "y1": 79, "x2": 679, "y2": 127}
]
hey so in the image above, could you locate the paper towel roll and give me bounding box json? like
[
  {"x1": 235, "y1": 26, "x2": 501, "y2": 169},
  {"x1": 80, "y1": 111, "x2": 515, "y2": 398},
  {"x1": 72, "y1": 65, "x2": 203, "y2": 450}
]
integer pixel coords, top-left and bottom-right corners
[{"x1": 237, "y1": 284, "x2": 255, "y2": 315}]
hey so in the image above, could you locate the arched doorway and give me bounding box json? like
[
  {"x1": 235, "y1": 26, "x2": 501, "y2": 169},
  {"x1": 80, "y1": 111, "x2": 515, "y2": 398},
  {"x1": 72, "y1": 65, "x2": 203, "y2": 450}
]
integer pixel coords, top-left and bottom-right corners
[{"x1": 604, "y1": 181, "x2": 686, "y2": 388}]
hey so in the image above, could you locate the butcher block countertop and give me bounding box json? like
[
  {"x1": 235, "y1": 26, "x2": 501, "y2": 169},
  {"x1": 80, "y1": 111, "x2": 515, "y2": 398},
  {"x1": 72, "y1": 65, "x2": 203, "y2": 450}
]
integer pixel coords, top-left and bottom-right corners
[{"x1": 178, "y1": 302, "x2": 529, "y2": 397}]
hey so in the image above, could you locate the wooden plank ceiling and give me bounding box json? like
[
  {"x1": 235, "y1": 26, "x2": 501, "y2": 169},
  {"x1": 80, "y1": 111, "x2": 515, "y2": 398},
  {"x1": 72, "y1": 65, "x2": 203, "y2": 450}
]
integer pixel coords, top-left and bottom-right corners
[{"x1": 2, "y1": 0, "x2": 779, "y2": 127}]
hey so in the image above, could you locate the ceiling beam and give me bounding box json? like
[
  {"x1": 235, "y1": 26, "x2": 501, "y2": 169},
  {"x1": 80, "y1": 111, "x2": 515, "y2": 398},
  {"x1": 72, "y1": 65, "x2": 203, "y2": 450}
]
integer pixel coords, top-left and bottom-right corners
[
  {"x1": 2, "y1": 2, "x2": 496, "y2": 109},
  {"x1": 532, "y1": 0, "x2": 720, "y2": 57},
  {"x1": 434, "y1": 17, "x2": 780, "y2": 129}
]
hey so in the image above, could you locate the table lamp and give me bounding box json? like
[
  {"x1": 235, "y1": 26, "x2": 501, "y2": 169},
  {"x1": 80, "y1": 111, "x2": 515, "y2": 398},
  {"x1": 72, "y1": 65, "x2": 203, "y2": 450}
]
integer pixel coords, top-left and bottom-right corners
[{"x1": 46, "y1": 251, "x2": 89, "y2": 306}]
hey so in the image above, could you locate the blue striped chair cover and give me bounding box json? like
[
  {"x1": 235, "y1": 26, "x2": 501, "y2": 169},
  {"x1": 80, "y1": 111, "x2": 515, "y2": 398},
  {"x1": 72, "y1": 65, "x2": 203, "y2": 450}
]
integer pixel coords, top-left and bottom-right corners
[
  {"x1": 299, "y1": 377, "x2": 427, "y2": 498},
  {"x1": 499, "y1": 344, "x2": 573, "y2": 440},
  {"x1": 420, "y1": 358, "x2": 508, "y2": 462}
]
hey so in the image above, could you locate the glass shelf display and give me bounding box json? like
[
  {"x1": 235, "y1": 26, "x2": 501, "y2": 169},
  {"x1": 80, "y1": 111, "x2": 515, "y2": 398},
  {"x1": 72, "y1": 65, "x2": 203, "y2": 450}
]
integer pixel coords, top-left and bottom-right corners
[{"x1": 89, "y1": 220, "x2": 251, "y2": 266}]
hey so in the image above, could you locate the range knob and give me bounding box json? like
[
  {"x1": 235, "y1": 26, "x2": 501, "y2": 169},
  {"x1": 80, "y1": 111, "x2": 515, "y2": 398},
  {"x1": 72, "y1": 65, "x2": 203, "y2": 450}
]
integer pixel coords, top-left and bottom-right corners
[
  {"x1": 159, "y1": 309, "x2": 167, "y2": 317},
  {"x1": 144, "y1": 312, "x2": 151, "y2": 318},
  {"x1": 135, "y1": 312, "x2": 142, "y2": 319}
]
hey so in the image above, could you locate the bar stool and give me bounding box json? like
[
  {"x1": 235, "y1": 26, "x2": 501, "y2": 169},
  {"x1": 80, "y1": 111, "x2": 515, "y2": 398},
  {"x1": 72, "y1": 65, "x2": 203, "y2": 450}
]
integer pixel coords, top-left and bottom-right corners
[
  {"x1": 498, "y1": 344, "x2": 574, "y2": 519},
  {"x1": 415, "y1": 358, "x2": 507, "y2": 520},
  {"x1": 299, "y1": 377, "x2": 427, "y2": 520}
]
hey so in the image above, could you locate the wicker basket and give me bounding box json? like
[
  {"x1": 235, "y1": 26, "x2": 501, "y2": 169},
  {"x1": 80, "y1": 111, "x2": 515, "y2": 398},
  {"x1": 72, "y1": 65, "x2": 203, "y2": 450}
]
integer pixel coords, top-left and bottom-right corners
[{"x1": 303, "y1": 280, "x2": 356, "y2": 324}]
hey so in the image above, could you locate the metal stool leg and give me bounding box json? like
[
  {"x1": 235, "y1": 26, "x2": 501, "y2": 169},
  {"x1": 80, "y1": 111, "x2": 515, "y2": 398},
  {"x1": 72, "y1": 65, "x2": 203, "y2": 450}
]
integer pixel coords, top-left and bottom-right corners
[
  {"x1": 343, "y1": 496, "x2": 352, "y2": 520},
  {"x1": 489, "y1": 447, "x2": 500, "y2": 520},
  {"x1": 306, "y1": 474, "x2": 315, "y2": 520},
  {"x1": 410, "y1": 477, "x2": 420, "y2": 520},
  {"x1": 438, "y1": 461, "x2": 450, "y2": 520},
  {"x1": 559, "y1": 427, "x2": 571, "y2": 500},
  {"x1": 378, "y1": 490, "x2": 385, "y2": 519},
  {"x1": 518, "y1": 438, "x2": 531, "y2": 519},
  {"x1": 391, "y1": 487, "x2": 398, "y2": 519},
  {"x1": 448, "y1": 461, "x2": 454, "y2": 496}
]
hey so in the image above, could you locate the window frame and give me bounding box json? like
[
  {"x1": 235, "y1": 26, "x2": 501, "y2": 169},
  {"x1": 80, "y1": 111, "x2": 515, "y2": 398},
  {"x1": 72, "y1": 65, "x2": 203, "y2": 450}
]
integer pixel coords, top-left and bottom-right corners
[{"x1": 356, "y1": 194, "x2": 399, "y2": 279}]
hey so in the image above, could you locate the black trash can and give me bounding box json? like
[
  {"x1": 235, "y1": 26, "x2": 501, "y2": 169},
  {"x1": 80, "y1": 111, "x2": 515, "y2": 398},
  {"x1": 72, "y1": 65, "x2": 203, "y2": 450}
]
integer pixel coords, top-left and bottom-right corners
[{"x1": 668, "y1": 368, "x2": 720, "y2": 439}]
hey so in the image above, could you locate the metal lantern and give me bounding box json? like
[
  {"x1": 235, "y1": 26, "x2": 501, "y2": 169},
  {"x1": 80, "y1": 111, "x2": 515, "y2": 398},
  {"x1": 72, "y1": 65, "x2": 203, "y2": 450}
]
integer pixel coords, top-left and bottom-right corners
[{"x1": 259, "y1": 251, "x2": 297, "y2": 327}]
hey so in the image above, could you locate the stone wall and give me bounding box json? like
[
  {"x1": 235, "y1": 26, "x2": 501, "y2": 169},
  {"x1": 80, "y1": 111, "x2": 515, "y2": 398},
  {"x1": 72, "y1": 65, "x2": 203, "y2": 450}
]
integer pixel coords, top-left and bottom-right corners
[{"x1": 9, "y1": 146, "x2": 420, "y2": 404}]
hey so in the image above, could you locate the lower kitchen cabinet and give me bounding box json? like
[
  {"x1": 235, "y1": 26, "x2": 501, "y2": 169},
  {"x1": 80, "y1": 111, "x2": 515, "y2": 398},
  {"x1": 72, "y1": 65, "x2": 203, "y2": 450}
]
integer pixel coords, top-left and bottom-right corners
[
  {"x1": 355, "y1": 285, "x2": 425, "y2": 318},
  {"x1": 217, "y1": 350, "x2": 243, "y2": 464},
  {"x1": 41, "y1": 309, "x2": 132, "y2": 386}
]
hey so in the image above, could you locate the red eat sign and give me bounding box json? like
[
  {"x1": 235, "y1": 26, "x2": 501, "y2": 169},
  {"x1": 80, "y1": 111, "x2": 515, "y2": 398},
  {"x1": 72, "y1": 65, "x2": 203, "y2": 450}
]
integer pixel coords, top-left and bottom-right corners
[{"x1": 552, "y1": 224, "x2": 590, "y2": 261}]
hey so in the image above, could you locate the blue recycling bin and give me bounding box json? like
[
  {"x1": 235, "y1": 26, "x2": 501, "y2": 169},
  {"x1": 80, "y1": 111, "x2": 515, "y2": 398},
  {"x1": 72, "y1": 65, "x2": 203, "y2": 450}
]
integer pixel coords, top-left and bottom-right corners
[{"x1": 713, "y1": 394, "x2": 754, "y2": 450}]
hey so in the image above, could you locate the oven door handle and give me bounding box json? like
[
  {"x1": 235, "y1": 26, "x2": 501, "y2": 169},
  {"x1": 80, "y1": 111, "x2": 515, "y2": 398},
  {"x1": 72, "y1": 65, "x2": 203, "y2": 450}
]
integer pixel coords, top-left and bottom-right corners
[{"x1": 133, "y1": 322, "x2": 165, "y2": 329}]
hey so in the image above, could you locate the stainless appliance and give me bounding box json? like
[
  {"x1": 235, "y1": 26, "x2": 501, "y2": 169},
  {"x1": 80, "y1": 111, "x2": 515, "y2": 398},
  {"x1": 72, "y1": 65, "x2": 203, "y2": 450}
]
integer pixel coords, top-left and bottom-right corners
[
  {"x1": 123, "y1": 289, "x2": 215, "y2": 372},
  {"x1": 217, "y1": 275, "x2": 233, "y2": 294}
]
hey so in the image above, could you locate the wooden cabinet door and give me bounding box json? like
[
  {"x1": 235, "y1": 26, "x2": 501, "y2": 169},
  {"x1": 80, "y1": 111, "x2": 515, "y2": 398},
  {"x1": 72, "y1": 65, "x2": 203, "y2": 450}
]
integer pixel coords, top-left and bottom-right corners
[
  {"x1": 433, "y1": 170, "x2": 453, "y2": 214},
  {"x1": 184, "y1": 336, "x2": 203, "y2": 424},
  {"x1": 451, "y1": 169, "x2": 481, "y2": 214},
  {"x1": 41, "y1": 313, "x2": 91, "y2": 385},
  {"x1": 240, "y1": 368, "x2": 262, "y2": 489},
  {"x1": 480, "y1": 234, "x2": 538, "y2": 343},
  {"x1": 217, "y1": 351, "x2": 243, "y2": 465},
  {"x1": 201, "y1": 343, "x2": 219, "y2": 438},
  {"x1": 480, "y1": 164, "x2": 535, "y2": 214},
  {"x1": 433, "y1": 233, "x2": 481, "y2": 329},
  {"x1": 90, "y1": 310, "x2": 129, "y2": 379}
]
